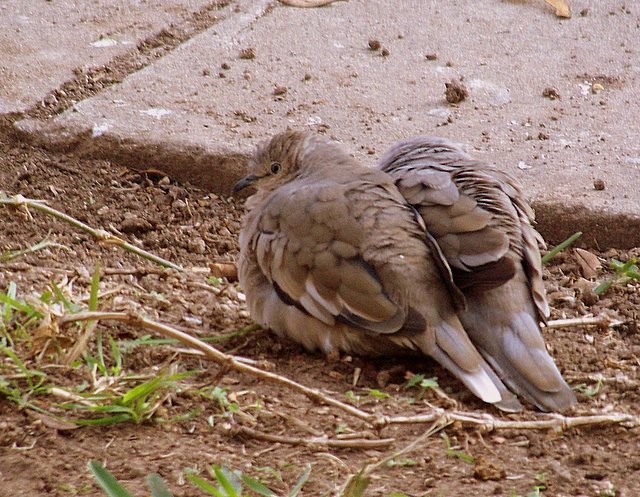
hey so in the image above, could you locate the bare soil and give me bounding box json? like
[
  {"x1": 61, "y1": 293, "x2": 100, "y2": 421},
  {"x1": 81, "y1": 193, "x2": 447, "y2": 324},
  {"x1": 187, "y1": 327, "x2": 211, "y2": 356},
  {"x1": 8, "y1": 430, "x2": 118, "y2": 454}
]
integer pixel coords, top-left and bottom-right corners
[{"x1": 1, "y1": 131, "x2": 639, "y2": 497}]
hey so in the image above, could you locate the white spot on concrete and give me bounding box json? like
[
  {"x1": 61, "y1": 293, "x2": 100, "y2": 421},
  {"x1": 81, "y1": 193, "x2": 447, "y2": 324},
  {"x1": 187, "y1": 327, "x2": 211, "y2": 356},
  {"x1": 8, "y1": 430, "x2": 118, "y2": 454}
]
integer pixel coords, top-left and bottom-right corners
[
  {"x1": 92, "y1": 122, "x2": 111, "y2": 138},
  {"x1": 90, "y1": 38, "x2": 118, "y2": 48},
  {"x1": 140, "y1": 108, "x2": 173, "y2": 119},
  {"x1": 578, "y1": 82, "x2": 591, "y2": 96},
  {"x1": 427, "y1": 107, "x2": 451, "y2": 119},
  {"x1": 467, "y1": 79, "x2": 511, "y2": 107}
]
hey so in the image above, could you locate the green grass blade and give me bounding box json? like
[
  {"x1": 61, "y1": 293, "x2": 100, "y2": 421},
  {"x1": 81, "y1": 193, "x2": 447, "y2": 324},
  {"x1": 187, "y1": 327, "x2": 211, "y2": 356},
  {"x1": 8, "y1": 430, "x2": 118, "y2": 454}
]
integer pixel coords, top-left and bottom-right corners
[
  {"x1": 240, "y1": 475, "x2": 276, "y2": 497},
  {"x1": 109, "y1": 336, "x2": 123, "y2": 374},
  {"x1": 95, "y1": 329, "x2": 107, "y2": 375},
  {"x1": 288, "y1": 465, "x2": 311, "y2": 497},
  {"x1": 593, "y1": 279, "x2": 614, "y2": 296},
  {"x1": 146, "y1": 473, "x2": 174, "y2": 497},
  {"x1": 187, "y1": 474, "x2": 226, "y2": 497},
  {"x1": 119, "y1": 375, "x2": 159, "y2": 405},
  {"x1": 212, "y1": 466, "x2": 241, "y2": 497},
  {"x1": 88, "y1": 460, "x2": 134, "y2": 497},
  {"x1": 541, "y1": 231, "x2": 582, "y2": 264},
  {"x1": 50, "y1": 281, "x2": 74, "y2": 312},
  {"x1": 340, "y1": 469, "x2": 370, "y2": 497},
  {"x1": 74, "y1": 414, "x2": 133, "y2": 426},
  {"x1": 89, "y1": 262, "x2": 101, "y2": 311},
  {"x1": 0, "y1": 291, "x2": 42, "y2": 319},
  {"x1": 1, "y1": 281, "x2": 18, "y2": 326}
]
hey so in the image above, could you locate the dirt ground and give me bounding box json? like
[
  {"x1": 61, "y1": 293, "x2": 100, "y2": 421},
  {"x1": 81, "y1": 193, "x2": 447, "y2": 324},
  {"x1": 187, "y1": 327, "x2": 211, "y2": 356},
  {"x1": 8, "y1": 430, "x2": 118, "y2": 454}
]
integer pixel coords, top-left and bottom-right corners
[{"x1": 1, "y1": 126, "x2": 639, "y2": 497}]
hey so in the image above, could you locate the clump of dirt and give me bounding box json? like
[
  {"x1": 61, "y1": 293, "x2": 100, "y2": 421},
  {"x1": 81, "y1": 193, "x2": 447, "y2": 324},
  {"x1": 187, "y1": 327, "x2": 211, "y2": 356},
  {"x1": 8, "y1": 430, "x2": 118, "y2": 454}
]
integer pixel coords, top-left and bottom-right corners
[
  {"x1": 1, "y1": 135, "x2": 639, "y2": 497},
  {"x1": 445, "y1": 78, "x2": 468, "y2": 104}
]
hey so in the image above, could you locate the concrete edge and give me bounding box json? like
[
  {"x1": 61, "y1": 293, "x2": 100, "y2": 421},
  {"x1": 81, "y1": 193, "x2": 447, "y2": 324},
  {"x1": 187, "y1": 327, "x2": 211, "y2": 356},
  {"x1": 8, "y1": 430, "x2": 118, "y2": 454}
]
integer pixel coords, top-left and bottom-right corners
[
  {"x1": 533, "y1": 202, "x2": 640, "y2": 251},
  {"x1": 13, "y1": 119, "x2": 640, "y2": 250}
]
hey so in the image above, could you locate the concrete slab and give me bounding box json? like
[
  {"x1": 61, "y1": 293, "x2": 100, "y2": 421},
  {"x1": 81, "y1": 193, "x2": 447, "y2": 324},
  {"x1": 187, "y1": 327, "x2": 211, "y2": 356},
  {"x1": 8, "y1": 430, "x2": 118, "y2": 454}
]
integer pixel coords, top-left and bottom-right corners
[
  {"x1": 12, "y1": 0, "x2": 640, "y2": 247},
  {"x1": 0, "y1": 0, "x2": 214, "y2": 113}
]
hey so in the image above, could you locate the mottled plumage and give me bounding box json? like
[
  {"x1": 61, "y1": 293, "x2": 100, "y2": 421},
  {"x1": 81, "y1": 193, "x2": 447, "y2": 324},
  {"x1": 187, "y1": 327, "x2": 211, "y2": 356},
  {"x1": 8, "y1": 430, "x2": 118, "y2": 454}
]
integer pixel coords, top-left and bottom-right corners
[
  {"x1": 235, "y1": 131, "x2": 522, "y2": 411},
  {"x1": 378, "y1": 135, "x2": 576, "y2": 412}
]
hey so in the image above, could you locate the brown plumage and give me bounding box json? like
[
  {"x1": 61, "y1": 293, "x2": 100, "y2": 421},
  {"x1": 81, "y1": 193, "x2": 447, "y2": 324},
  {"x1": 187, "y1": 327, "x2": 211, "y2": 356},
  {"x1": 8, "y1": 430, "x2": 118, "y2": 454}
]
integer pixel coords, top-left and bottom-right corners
[
  {"x1": 378, "y1": 135, "x2": 576, "y2": 412},
  {"x1": 235, "y1": 130, "x2": 525, "y2": 412}
]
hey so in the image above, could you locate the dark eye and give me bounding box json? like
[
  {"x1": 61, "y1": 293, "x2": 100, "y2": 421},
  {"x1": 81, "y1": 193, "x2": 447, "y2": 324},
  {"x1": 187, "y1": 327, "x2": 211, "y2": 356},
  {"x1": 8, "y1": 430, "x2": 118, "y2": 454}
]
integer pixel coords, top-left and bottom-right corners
[{"x1": 270, "y1": 162, "x2": 281, "y2": 174}]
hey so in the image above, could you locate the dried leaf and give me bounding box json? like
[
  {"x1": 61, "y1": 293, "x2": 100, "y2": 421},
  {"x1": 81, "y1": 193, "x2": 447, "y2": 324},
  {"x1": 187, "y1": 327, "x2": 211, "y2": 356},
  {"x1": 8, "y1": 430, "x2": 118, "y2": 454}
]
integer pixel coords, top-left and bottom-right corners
[
  {"x1": 545, "y1": 0, "x2": 571, "y2": 18},
  {"x1": 575, "y1": 248, "x2": 601, "y2": 279},
  {"x1": 210, "y1": 262, "x2": 238, "y2": 281}
]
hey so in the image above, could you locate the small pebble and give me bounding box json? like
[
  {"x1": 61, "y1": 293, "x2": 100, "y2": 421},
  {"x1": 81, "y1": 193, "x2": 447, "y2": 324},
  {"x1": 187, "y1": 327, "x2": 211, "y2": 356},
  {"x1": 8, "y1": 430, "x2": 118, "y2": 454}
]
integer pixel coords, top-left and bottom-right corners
[
  {"x1": 542, "y1": 87, "x2": 561, "y2": 100},
  {"x1": 593, "y1": 178, "x2": 605, "y2": 190},
  {"x1": 239, "y1": 47, "x2": 255, "y2": 60},
  {"x1": 445, "y1": 79, "x2": 468, "y2": 104}
]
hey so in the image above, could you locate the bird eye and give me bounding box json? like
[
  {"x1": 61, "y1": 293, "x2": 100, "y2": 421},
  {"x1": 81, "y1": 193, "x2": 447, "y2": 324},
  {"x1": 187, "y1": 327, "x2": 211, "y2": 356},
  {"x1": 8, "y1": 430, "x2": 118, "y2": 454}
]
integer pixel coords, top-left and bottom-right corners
[{"x1": 270, "y1": 162, "x2": 281, "y2": 174}]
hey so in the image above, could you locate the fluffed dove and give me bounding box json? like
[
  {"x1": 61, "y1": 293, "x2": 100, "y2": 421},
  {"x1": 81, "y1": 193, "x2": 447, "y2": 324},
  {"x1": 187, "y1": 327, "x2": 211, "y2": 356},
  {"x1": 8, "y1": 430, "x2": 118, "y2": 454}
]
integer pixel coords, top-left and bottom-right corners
[
  {"x1": 235, "y1": 130, "x2": 523, "y2": 412},
  {"x1": 378, "y1": 135, "x2": 576, "y2": 412}
]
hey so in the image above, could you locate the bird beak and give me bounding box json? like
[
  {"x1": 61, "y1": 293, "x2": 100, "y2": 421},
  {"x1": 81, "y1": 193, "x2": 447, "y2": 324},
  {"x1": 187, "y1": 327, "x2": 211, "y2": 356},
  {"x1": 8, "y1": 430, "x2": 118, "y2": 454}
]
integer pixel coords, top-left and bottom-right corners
[{"x1": 233, "y1": 174, "x2": 259, "y2": 194}]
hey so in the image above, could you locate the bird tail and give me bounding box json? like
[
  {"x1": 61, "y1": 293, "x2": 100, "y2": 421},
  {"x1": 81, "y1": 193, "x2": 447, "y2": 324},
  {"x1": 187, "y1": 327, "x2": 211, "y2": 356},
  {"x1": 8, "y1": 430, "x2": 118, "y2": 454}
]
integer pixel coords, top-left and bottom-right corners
[
  {"x1": 460, "y1": 281, "x2": 576, "y2": 412},
  {"x1": 411, "y1": 316, "x2": 523, "y2": 412}
]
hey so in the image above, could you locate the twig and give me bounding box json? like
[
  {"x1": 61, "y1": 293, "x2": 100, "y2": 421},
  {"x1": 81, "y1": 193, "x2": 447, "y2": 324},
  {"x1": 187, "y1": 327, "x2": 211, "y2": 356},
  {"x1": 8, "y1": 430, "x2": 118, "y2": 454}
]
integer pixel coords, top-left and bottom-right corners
[
  {"x1": 378, "y1": 409, "x2": 639, "y2": 431},
  {"x1": 339, "y1": 418, "x2": 450, "y2": 496},
  {"x1": 0, "y1": 193, "x2": 183, "y2": 271},
  {"x1": 56, "y1": 311, "x2": 640, "y2": 432},
  {"x1": 0, "y1": 237, "x2": 68, "y2": 262},
  {"x1": 232, "y1": 425, "x2": 394, "y2": 449},
  {"x1": 565, "y1": 373, "x2": 639, "y2": 390},
  {"x1": 544, "y1": 316, "x2": 623, "y2": 329},
  {"x1": 58, "y1": 310, "x2": 374, "y2": 423}
]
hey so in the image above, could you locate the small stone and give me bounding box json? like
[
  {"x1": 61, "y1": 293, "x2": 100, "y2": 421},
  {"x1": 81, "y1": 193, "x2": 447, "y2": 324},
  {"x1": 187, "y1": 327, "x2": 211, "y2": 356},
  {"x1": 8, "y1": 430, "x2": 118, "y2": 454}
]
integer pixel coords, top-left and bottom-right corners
[
  {"x1": 221, "y1": 62, "x2": 231, "y2": 70},
  {"x1": 473, "y1": 456, "x2": 506, "y2": 481},
  {"x1": 202, "y1": 68, "x2": 210, "y2": 76},
  {"x1": 542, "y1": 87, "x2": 561, "y2": 100},
  {"x1": 120, "y1": 216, "x2": 153, "y2": 235},
  {"x1": 538, "y1": 131, "x2": 550, "y2": 140},
  {"x1": 239, "y1": 47, "x2": 255, "y2": 60},
  {"x1": 273, "y1": 85, "x2": 287, "y2": 96},
  {"x1": 593, "y1": 178, "x2": 606, "y2": 190},
  {"x1": 592, "y1": 83, "x2": 605, "y2": 93},
  {"x1": 425, "y1": 53, "x2": 438, "y2": 60},
  {"x1": 445, "y1": 79, "x2": 468, "y2": 104},
  {"x1": 368, "y1": 39, "x2": 381, "y2": 51},
  {"x1": 381, "y1": 48, "x2": 390, "y2": 57}
]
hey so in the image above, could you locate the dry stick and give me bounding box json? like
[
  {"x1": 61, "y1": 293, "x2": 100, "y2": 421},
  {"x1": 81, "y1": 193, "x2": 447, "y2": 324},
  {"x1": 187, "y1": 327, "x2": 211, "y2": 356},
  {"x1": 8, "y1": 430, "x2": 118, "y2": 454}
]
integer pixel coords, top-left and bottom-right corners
[
  {"x1": 57, "y1": 311, "x2": 640, "y2": 432},
  {"x1": 0, "y1": 193, "x2": 183, "y2": 271},
  {"x1": 59, "y1": 311, "x2": 373, "y2": 423},
  {"x1": 377, "y1": 409, "x2": 639, "y2": 431},
  {"x1": 233, "y1": 425, "x2": 394, "y2": 449},
  {"x1": 544, "y1": 316, "x2": 623, "y2": 329},
  {"x1": 339, "y1": 418, "x2": 451, "y2": 496}
]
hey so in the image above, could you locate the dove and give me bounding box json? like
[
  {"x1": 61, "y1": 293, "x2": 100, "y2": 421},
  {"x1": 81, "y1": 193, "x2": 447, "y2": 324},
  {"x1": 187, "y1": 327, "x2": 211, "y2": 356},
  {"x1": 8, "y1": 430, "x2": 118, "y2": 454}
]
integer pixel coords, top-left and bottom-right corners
[
  {"x1": 378, "y1": 135, "x2": 576, "y2": 412},
  {"x1": 234, "y1": 130, "x2": 523, "y2": 411}
]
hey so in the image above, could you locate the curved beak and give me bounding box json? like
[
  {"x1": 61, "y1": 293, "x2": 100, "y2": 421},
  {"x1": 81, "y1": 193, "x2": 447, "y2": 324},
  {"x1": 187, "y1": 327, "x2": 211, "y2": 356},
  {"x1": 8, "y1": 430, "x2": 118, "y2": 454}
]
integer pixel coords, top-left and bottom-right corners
[{"x1": 233, "y1": 174, "x2": 259, "y2": 194}]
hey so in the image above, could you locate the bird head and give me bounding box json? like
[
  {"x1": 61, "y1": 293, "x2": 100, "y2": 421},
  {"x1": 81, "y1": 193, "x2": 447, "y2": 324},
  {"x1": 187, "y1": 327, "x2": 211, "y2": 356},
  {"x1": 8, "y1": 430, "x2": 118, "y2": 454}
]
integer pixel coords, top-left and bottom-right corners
[
  {"x1": 233, "y1": 130, "x2": 314, "y2": 194},
  {"x1": 233, "y1": 130, "x2": 354, "y2": 195}
]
